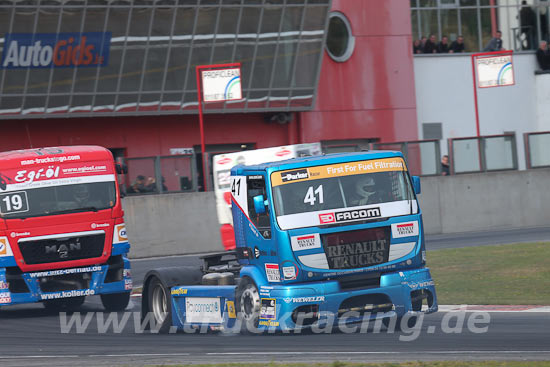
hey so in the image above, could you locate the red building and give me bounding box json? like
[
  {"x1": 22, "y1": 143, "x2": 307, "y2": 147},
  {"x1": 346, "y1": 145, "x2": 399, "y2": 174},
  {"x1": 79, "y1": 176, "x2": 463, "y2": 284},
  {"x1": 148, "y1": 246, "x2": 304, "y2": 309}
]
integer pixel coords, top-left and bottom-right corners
[{"x1": 0, "y1": 0, "x2": 417, "y2": 191}]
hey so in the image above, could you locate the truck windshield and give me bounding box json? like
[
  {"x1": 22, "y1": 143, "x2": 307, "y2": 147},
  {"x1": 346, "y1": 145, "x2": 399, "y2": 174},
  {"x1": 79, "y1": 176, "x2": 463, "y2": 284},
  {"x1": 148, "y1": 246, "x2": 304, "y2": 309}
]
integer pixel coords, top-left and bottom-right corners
[
  {"x1": 271, "y1": 157, "x2": 416, "y2": 229},
  {"x1": 0, "y1": 182, "x2": 116, "y2": 219}
]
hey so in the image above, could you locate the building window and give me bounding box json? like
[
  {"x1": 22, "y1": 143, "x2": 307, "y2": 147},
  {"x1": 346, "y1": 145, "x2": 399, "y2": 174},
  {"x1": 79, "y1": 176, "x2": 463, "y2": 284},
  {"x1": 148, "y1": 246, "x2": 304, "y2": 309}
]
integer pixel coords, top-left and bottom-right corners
[{"x1": 325, "y1": 12, "x2": 355, "y2": 62}]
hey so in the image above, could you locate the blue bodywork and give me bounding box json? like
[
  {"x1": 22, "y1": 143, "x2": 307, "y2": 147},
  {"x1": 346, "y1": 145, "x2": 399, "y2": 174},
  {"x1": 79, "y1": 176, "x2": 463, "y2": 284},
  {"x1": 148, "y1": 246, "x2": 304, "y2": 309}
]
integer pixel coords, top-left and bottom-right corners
[
  {"x1": 0, "y1": 242, "x2": 131, "y2": 306},
  {"x1": 170, "y1": 151, "x2": 438, "y2": 331}
]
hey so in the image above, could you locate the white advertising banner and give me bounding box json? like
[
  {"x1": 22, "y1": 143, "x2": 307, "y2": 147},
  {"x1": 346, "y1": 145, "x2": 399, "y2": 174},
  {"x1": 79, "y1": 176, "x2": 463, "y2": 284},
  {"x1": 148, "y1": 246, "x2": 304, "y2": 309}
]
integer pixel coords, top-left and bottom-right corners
[
  {"x1": 476, "y1": 54, "x2": 514, "y2": 88},
  {"x1": 201, "y1": 68, "x2": 242, "y2": 102}
]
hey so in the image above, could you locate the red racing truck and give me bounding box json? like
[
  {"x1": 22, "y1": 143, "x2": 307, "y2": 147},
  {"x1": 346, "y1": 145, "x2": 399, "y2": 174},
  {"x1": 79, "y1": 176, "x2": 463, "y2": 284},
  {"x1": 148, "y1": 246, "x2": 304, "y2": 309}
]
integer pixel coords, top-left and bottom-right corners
[{"x1": 0, "y1": 146, "x2": 132, "y2": 311}]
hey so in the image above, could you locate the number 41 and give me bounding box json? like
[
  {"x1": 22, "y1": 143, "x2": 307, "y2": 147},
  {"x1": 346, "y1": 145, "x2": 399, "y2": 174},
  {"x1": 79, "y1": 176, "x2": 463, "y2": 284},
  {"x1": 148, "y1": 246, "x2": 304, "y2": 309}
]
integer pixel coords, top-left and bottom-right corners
[{"x1": 304, "y1": 185, "x2": 323, "y2": 206}]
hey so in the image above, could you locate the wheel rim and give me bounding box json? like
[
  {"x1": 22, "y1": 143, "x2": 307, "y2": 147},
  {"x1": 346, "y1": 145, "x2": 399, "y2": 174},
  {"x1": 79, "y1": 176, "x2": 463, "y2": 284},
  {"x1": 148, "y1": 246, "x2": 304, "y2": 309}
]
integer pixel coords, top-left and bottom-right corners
[
  {"x1": 151, "y1": 283, "x2": 167, "y2": 325},
  {"x1": 240, "y1": 285, "x2": 260, "y2": 321}
]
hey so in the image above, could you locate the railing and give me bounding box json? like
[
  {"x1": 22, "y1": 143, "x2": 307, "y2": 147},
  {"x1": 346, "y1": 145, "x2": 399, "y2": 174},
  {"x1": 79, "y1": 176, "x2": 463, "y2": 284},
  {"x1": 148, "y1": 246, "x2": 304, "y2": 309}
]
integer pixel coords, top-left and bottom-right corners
[
  {"x1": 124, "y1": 153, "x2": 197, "y2": 195},
  {"x1": 524, "y1": 131, "x2": 550, "y2": 169},
  {"x1": 448, "y1": 133, "x2": 518, "y2": 174},
  {"x1": 373, "y1": 140, "x2": 441, "y2": 176}
]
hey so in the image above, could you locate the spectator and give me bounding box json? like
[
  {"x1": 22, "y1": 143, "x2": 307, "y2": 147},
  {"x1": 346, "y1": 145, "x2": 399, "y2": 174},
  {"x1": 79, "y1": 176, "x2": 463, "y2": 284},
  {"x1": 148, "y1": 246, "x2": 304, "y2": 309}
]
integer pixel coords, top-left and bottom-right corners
[
  {"x1": 413, "y1": 39, "x2": 423, "y2": 54},
  {"x1": 128, "y1": 175, "x2": 147, "y2": 193},
  {"x1": 483, "y1": 30, "x2": 504, "y2": 52},
  {"x1": 420, "y1": 36, "x2": 427, "y2": 49},
  {"x1": 441, "y1": 155, "x2": 450, "y2": 176},
  {"x1": 536, "y1": 41, "x2": 550, "y2": 70},
  {"x1": 423, "y1": 34, "x2": 438, "y2": 54},
  {"x1": 437, "y1": 35, "x2": 450, "y2": 53},
  {"x1": 449, "y1": 35, "x2": 466, "y2": 53},
  {"x1": 520, "y1": 0, "x2": 536, "y2": 50}
]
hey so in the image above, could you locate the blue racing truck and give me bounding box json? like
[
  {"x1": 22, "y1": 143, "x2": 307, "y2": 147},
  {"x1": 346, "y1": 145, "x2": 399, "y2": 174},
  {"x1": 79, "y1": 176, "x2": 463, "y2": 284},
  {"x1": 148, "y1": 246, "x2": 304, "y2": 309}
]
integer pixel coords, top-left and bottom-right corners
[{"x1": 141, "y1": 151, "x2": 437, "y2": 332}]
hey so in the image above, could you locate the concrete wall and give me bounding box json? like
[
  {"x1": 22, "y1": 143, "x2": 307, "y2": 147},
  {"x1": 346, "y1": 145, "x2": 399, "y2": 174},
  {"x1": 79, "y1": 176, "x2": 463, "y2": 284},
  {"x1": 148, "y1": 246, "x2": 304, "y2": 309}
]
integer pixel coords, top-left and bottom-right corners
[
  {"x1": 413, "y1": 53, "x2": 550, "y2": 170},
  {"x1": 122, "y1": 192, "x2": 222, "y2": 258},
  {"x1": 123, "y1": 169, "x2": 550, "y2": 258},
  {"x1": 418, "y1": 168, "x2": 550, "y2": 235}
]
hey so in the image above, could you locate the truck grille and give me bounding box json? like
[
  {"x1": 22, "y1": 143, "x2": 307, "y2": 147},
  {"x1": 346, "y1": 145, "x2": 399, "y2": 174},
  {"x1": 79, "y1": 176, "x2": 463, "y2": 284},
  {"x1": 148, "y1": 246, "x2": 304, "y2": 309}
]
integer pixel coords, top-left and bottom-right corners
[
  {"x1": 18, "y1": 233, "x2": 105, "y2": 265},
  {"x1": 321, "y1": 227, "x2": 390, "y2": 269}
]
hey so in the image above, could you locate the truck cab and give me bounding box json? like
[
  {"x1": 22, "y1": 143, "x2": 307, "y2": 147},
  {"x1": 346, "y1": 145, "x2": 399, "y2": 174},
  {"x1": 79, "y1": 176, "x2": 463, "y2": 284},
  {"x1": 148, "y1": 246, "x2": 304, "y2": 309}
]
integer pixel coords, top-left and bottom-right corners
[
  {"x1": 0, "y1": 146, "x2": 132, "y2": 311},
  {"x1": 142, "y1": 151, "x2": 437, "y2": 332}
]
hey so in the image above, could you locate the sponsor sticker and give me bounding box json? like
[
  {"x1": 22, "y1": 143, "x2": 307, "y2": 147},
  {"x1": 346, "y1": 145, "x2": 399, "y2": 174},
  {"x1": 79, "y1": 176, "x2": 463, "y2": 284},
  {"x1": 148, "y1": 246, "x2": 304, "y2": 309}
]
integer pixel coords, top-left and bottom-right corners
[
  {"x1": 280, "y1": 169, "x2": 309, "y2": 183},
  {"x1": 124, "y1": 279, "x2": 133, "y2": 290},
  {"x1": 260, "y1": 298, "x2": 276, "y2": 319},
  {"x1": 0, "y1": 281, "x2": 8, "y2": 290},
  {"x1": 283, "y1": 296, "x2": 325, "y2": 304},
  {"x1": 259, "y1": 320, "x2": 279, "y2": 327},
  {"x1": 391, "y1": 221, "x2": 419, "y2": 238},
  {"x1": 40, "y1": 289, "x2": 95, "y2": 300},
  {"x1": 226, "y1": 300, "x2": 236, "y2": 318},
  {"x1": 185, "y1": 297, "x2": 222, "y2": 324},
  {"x1": 29, "y1": 266, "x2": 102, "y2": 278},
  {"x1": 116, "y1": 224, "x2": 128, "y2": 242},
  {"x1": 0, "y1": 292, "x2": 12, "y2": 304},
  {"x1": 319, "y1": 213, "x2": 336, "y2": 224},
  {"x1": 334, "y1": 208, "x2": 381, "y2": 222},
  {"x1": 0, "y1": 238, "x2": 7, "y2": 255},
  {"x1": 291, "y1": 233, "x2": 321, "y2": 251},
  {"x1": 282, "y1": 266, "x2": 297, "y2": 280},
  {"x1": 171, "y1": 288, "x2": 188, "y2": 296},
  {"x1": 265, "y1": 263, "x2": 280, "y2": 283}
]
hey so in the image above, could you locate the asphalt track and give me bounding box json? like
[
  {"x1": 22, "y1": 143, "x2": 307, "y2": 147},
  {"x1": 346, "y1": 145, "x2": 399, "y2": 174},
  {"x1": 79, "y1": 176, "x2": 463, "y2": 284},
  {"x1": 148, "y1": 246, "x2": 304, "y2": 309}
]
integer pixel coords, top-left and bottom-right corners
[{"x1": 0, "y1": 226, "x2": 548, "y2": 366}]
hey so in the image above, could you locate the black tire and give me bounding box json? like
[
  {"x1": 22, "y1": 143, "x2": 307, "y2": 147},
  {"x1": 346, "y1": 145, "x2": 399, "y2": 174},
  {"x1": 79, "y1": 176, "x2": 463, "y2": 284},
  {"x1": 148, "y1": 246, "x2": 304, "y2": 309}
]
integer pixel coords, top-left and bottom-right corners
[
  {"x1": 100, "y1": 292, "x2": 131, "y2": 311},
  {"x1": 43, "y1": 296, "x2": 85, "y2": 312},
  {"x1": 147, "y1": 276, "x2": 172, "y2": 334},
  {"x1": 235, "y1": 278, "x2": 261, "y2": 333}
]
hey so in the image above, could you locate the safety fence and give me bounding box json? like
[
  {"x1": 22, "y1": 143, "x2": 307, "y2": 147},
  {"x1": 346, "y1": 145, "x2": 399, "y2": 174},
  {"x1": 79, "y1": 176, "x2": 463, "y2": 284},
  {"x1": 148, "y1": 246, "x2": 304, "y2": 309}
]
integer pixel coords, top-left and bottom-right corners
[{"x1": 121, "y1": 131, "x2": 549, "y2": 195}]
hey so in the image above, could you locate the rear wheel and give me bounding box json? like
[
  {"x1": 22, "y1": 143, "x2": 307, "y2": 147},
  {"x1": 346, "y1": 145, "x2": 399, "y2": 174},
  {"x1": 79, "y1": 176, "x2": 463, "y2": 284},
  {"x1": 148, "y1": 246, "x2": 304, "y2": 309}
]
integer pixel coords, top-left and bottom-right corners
[
  {"x1": 148, "y1": 277, "x2": 172, "y2": 333},
  {"x1": 236, "y1": 279, "x2": 261, "y2": 332},
  {"x1": 43, "y1": 296, "x2": 85, "y2": 312},
  {"x1": 101, "y1": 292, "x2": 131, "y2": 311}
]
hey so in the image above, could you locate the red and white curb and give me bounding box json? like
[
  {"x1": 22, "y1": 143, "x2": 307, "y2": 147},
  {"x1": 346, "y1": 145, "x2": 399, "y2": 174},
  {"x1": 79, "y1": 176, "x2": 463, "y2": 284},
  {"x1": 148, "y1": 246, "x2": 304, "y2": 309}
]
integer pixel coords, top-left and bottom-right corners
[{"x1": 438, "y1": 305, "x2": 550, "y2": 312}]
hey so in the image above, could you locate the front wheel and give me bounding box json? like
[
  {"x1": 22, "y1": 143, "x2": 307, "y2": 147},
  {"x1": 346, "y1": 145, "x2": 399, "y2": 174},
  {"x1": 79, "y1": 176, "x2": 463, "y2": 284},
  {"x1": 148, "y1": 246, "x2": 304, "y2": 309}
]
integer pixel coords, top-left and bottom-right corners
[
  {"x1": 236, "y1": 279, "x2": 261, "y2": 332},
  {"x1": 148, "y1": 277, "x2": 172, "y2": 333},
  {"x1": 101, "y1": 292, "x2": 131, "y2": 311}
]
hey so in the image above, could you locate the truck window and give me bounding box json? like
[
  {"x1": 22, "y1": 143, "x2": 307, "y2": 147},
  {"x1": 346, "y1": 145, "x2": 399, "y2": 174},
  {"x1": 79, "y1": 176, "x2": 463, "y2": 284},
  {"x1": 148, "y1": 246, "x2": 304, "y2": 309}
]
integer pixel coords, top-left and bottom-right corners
[{"x1": 246, "y1": 175, "x2": 271, "y2": 238}]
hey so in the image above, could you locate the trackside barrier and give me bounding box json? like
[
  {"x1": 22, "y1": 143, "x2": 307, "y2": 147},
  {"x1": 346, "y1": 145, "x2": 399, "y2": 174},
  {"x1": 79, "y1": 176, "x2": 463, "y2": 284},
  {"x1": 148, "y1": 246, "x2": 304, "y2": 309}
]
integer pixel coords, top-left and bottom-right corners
[
  {"x1": 524, "y1": 131, "x2": 550, "y2": 169},
  {"x1": 448, "y1": 133, "x2": 518, "y2": 174}
]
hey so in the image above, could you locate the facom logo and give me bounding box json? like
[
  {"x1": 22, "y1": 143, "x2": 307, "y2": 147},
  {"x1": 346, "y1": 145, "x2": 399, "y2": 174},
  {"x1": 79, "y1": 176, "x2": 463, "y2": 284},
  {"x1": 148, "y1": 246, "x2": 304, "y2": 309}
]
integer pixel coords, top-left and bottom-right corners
[{"x1": 1, "y1": 32, "x2": 111, "y2": 69}]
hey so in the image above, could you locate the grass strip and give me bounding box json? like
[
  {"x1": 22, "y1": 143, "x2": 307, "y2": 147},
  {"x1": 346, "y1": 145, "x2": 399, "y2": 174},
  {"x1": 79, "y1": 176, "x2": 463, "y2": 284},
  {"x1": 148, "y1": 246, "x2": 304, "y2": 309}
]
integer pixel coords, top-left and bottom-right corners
[{"x1": 428, "y1": 242, "x2": 550, "y2": 305}]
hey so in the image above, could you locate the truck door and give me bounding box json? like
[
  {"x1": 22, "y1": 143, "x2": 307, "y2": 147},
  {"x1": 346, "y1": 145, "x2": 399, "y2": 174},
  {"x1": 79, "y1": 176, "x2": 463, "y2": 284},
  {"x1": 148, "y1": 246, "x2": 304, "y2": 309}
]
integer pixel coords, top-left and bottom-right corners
[{"x1": 245, "y1": 175, "x2": 277, "y2": 264}]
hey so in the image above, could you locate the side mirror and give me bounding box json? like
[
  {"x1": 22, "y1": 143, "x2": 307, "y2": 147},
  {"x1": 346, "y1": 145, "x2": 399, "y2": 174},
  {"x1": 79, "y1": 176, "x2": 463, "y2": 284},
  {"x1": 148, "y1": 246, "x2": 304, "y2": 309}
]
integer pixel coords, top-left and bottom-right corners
[
  {"x1": 253, "y1": 195, "x2": 266, "y2": 214},
  {"x1": 412, "y1": 176, "x2": 421, "y2": 195},
  {"x1": 115, "y1": 163, "x2": 128, "y2": 174}
]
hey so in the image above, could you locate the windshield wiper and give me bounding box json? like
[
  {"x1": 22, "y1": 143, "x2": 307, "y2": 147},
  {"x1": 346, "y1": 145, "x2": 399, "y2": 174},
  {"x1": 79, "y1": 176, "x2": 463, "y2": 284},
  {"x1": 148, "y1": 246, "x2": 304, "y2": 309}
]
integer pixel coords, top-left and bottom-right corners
[{"x1": 46, "y1": 206, "x2": 101, "y2": 216}]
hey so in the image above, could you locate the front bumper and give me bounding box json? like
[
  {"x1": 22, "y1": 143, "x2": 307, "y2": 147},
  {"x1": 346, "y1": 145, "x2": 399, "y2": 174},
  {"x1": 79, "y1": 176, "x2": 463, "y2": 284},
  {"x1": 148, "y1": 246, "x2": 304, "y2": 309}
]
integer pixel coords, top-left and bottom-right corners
[
  {"x1": 0, "y1": 255, "x2": 132, "y2": 306},
  {"x1": 169, "y1": 267, "x2": 437, "y2": 332}
]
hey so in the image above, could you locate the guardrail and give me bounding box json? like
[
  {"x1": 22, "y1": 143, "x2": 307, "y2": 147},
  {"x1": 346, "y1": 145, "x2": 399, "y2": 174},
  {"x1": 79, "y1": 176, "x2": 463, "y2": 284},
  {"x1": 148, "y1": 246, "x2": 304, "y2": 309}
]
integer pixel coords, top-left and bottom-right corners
[
  {"x1": 448, "y1": 133, "x2": 518, "y2": 174},
  {"x1": 524, "y1": 131, "x2": 550, "y2": 169}
]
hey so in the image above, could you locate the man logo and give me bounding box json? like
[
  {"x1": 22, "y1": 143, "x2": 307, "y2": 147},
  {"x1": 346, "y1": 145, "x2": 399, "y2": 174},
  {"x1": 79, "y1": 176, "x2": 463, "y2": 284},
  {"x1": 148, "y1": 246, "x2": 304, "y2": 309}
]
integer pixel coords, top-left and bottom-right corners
[{"x1": 45, "y1": 242, "x2": 81, "y2": 259}]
